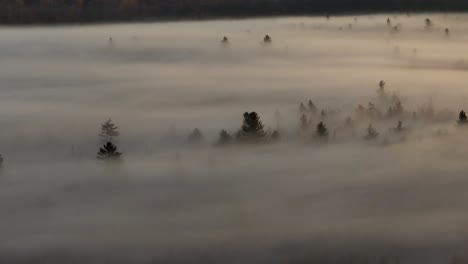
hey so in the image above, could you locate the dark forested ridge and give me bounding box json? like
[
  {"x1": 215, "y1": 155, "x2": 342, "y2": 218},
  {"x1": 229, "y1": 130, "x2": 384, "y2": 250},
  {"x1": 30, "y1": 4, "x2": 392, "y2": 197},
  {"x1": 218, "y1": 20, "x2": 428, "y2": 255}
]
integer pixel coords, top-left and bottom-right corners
[{"x1": 1, "y1": 0, "x2": 468, "y2": 24}]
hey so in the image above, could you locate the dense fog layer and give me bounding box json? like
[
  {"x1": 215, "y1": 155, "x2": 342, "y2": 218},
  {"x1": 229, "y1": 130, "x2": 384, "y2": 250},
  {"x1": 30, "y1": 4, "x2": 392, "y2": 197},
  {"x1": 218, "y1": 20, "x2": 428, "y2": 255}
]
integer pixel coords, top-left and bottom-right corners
[{"x1": 2, "y1": 14, "x2": 468, "y2": 263}]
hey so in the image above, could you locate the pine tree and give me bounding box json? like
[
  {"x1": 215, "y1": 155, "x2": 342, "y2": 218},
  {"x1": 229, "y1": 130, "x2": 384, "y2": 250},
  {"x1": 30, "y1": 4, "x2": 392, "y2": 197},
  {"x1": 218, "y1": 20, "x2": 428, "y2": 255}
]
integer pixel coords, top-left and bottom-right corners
[
  {"x1": 99, "y1": 118, "x2": 120, "y2": 144},
  {"x1": 425, "y1": 18, "x2": 433, "y2": 29},
  {"x1": 237, "y1": 112, "x2": 266, "y2": 141},
  {"x1": 315, "y1": 121, "x2": 329, "y2": 138},
  {"x1": 97, "y1": 142, "x2": 122, "y2": 162},
  {"x1": 271, "y1": 130, "x2": 281, "y2": 141},
  {"x1": 188, "y1": 128, "x2": 204, "y2": 144},
  {"x1": 299, "y1": 102, "x2": 306, "y2": 113},
  {"x1": 344, "y1": 116, "x2": 354, "y2": 128},
  {"x1": 458, "y1": 110, "x2": 467, "y2": 125},
  {"x1": 321, "y1": 109, "x2": 327, "y2": 118},
  {"x1": 300, "y1": 113, "x2": 311, "y2": 130},
  {"x1": 395, "y1": 120, "x2": 404, "y2": 132},
  {"x1": 0, "y1": 154, "x2": 4, "y2": 169},
  {"x1": 365, "y1": 124, "x2": 379, "y2": 140},
  {"x1": 217, "y1": 129, "x2": 232, "y2": 146},
  {"x1": 308, "y1": 99, "x2": 317, "y2": 114}
]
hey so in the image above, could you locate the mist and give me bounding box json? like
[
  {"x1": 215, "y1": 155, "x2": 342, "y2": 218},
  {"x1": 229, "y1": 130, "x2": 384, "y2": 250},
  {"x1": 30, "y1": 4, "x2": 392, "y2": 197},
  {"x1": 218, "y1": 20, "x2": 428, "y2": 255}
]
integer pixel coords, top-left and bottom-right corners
[{"x1": 2, "y1": 14, "x2": 468, "y2": 263}]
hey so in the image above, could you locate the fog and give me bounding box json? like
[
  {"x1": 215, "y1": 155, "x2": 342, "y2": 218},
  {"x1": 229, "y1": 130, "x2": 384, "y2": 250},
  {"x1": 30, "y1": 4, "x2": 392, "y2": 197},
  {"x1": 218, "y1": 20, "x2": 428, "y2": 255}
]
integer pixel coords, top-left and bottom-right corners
[{"x1": 2, "y1": 14, "x2": 468, "y2": 263}]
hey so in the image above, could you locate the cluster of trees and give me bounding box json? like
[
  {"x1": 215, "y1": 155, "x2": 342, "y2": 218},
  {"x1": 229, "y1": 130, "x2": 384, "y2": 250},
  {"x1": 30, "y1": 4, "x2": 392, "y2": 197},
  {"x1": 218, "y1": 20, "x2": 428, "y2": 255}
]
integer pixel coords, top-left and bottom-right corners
[
  {"x1": 21, "y1": 81, "x2": 462, "y2": 165},
  {"x1": 2, "y1": 0, "x2": 468, "y2": 24},
  {"x1": 92, "y1": 80, "x2": 468, "y2": 164}
]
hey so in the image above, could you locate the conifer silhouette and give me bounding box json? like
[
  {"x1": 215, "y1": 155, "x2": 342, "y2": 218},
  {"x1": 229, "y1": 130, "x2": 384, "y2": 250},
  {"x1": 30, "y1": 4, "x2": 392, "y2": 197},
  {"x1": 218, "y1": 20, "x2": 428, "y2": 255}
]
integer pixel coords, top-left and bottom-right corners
[
  {"x1": 344, "y1": 116, "x2": 354, "y2": 127},
  {"x1": 299, "y1": 102, "x2": 306, "y2": 113},
  {"x1": 217, "y1": 129, "x2": 233, "y2": 146},
  {"x1": 321, "y1": 109, "x2": 327, "y2": 118},
  {"x1": 0, "y1": 154, "x2": 4, "y2": 169},
  {"x1": 264, "y1": 35, "x2": 272, "y2": 43},
  {"x1": 97, "y1": 142, "x2": 122, "y2": 161},
  {"x1": 315, "y1": 121, "x2": 329, "y2": 138},
  {"x1": 99, "y1": 118, "x2": 120, "y2": 144},
  {"x1": 308, "y1": 99, "x2": 317, "y2": 114},
  {"x1": 237, "y1": 112, "x2": 266, "y2": 141},
  {"x1": 425, "y1": 18, "x2": 433, "y2": 29},
  {"x1": 365, "y1": 124, "x2": 379, "y2": 140},
  {"x1": 458, "y1": 110, "x2": 467, "y2": 125},
  {"x1": 300, "y1": 113, "x2": 311, "y2": 130},
  {"x1": 271, "y1": 130, "x2": 281, "y2": 141},
  {"x1": 188, "y1": 128, "x2": 204, "y2": 144},
  {"x1": 395, "y1": 120, "x2": 404, "y2": 132}
]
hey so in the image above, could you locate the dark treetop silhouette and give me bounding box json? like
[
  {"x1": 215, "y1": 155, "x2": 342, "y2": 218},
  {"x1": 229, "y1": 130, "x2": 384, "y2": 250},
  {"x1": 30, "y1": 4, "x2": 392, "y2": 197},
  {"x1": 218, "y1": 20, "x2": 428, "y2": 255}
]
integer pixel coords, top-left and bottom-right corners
[
  {"x1": 315, "y1": 121, "x2": 329, "y2": 138},
  {"x1": 97, "y1": 142, "x2": 122, "y2": 161},
  {"x1": 99, "y1": 118, "x2": 120, "y2": 144},
  {"x1": 237, "y1": 112, "x2": 267, "y2": 142}
]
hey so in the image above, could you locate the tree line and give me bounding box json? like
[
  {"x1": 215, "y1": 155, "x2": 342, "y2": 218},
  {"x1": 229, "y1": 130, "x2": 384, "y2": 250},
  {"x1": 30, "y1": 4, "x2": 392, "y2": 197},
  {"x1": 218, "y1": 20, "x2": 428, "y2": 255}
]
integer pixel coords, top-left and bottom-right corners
[
  {"x1": 2, "y1": 0, "x2": 468, "y2": 24},
  {"x1": 86, "y1": 80, "x2": 468, "y2": 165}
]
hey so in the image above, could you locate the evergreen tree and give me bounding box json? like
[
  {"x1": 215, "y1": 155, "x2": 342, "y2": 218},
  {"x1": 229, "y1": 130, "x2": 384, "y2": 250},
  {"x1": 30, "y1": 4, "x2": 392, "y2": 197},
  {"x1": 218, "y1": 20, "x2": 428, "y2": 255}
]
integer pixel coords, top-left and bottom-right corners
[
  {"x1": 99, "y1": 118, "x2": 120, "y2": 144},
  {"x1": 315, "y1": 121, "x2": 329, "y2": 138},
  {"x1": 299, "y1": 102, "x2": 306, "y2": 113},
  {"x1": 344, "y1": 116, "x2": 354, "y2": 128},
  {"x1": 237, "y1": 112, "x2": 266, "y2": 141},
  {"x1": 308, "y1": 99, "x2": 317, "y2": 114},
  {"x1": 321, "y1": 109, "x2": 327, "y2": 118},
  {"x1": 221, "y1": 36, "x2": 229, "y2": 43},
  {"x1": 188, "y1": 128, "x2": 204, "y2": 144},
  {"x1": 425, "y1": 18, "x2": 433, "y2": 29},
  {"x1": 264, "y1": 35, "x2": 272, "y2": 43},
  {"x1": 365, "y1": 124, "x2": 379, "y2": 140},
  {"x1": 217, "y1": 129, "x2": 233, "y2": 146},
  {"x1": 458, "y1": 110, "x2": 467, "y2": 125},
  {"x1": 300, "y1": 113, "x2": 311, "y2": 130},
  {"x1": 271, "y1": 130, "x2": 281, "y2": 141},
  {"x1": 97, "y1": 142, "x2": 122, "y2": 162},
  {"x1": 0, "y1": 154, "x2": 4, "y2": 169},
  {"x1": 395, "y1": 120, "x2": 404, "y2": 132}
]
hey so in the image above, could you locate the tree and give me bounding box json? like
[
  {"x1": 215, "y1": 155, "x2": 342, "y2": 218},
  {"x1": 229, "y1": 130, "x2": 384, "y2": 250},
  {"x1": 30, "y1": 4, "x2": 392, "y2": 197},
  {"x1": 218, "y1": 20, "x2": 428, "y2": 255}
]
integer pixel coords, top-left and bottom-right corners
[
  {"x1": 271, "y1": 130, "x2": 281, "y2": 141},
  {"x1": 321, "y1": 109, "x2": 326, "y2": 118},
  {"x1": 395, "y1": 120, "x2": 404, "y2": 132},
  {"x1": 315, "y1": 121, "x2": 328, "y2": 138},
  {"x1": 264, "y1": 35, "x2": 272, "y2": 43},
  {"x1": 0, "y1": 154, "x2": 4, "y2": 169},
  {"x1": 425, "y1": 18, "x2": 433, "y2": 29},
  {"x1": 97, "y1": 142, "x2": 122, "y2": 162},
  {"x1": 365, "y1": 124, "x2": 379, "y2": 140},
  {"x1": 188, "y1": 128, "x2": 204, "y2": 144},
  {"x1": 300, "y1": 113, "x2": 311, "y2": 131},
  {"x1": 299, "y1": 102, "x2": 306, "y2": 113},
  {"x1": 344, "y1": 116, "x2": 354, "y2": 128},
  {"x1": 221, "y1": 36, "x2": 229, "y2": 43},
  {"x1": 458, "y1": 110, "x2": 467, "y2": 125},
  {"x1": 237, "y1": 112, "x2": 266, "y2": 141},
  {"x1": 99, "y1": 118, "x2": 119, "y2": 144},
  {"x1": 217, "y1": 129, "x2": 232, "y2": 146},
  {"x1": 308, "y1": 99, "x2": 317, "y2": 114}
]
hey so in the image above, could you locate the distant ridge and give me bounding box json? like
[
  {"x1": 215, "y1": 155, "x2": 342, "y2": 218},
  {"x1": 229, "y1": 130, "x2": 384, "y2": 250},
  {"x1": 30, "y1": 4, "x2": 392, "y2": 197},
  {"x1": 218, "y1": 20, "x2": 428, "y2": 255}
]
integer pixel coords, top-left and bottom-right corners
[{"x1": 1, "y1": 0, "x2": 467, "y2": 24}]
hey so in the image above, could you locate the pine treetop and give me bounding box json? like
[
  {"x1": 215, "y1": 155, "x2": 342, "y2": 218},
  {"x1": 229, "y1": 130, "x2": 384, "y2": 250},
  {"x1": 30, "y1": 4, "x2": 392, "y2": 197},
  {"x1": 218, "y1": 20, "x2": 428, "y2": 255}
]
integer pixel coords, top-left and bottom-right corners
[
  {"x1": 315, "y1": 121, "x2": 329, "y2": 137},
  {"x1": 97, "y1": 142, "x2": 122, "y2": 161}
]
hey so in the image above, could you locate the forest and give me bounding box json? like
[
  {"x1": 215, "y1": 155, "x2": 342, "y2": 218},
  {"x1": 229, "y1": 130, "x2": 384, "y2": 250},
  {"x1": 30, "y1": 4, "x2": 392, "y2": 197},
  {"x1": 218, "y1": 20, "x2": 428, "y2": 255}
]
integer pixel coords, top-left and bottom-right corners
[{"x1": 3, "y1": 0, "x2": 468, "y2": 24}]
